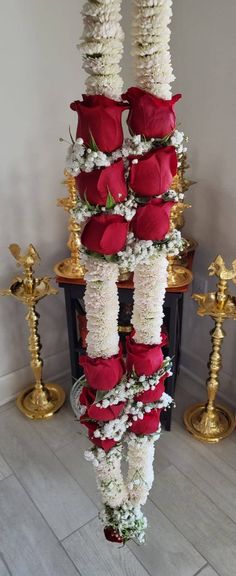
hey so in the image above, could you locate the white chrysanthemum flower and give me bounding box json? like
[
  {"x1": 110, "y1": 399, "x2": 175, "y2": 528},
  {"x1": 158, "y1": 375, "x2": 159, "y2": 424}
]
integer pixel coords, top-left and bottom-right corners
[
  {"x1": 79, "y1": 0, "x2": 123, "y2": 99},
  {"x1": 84, "y1": 258, "x2": 119, "y2": 358},
  {"x1": 132, "y1": 0, "x2": 174, "y2": 99}
]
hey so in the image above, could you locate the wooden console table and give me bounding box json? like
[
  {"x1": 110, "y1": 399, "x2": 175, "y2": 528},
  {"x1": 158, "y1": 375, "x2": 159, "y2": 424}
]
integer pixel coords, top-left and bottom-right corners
[{"x1": 57, "y1": 269, "x2": 193, "y2": 431}]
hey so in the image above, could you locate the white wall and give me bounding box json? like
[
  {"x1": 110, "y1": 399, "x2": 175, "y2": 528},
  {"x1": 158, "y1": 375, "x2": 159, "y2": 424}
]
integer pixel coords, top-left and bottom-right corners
[
  {"x1": 1, "y1": 0, "x2": 236, "y2": 406},
  {"x1": 0, "y1": 0, "x2": 85, "y2": 403},
  {"x1": 171, "y1": 0, "x2": 236, "y2": 404}
]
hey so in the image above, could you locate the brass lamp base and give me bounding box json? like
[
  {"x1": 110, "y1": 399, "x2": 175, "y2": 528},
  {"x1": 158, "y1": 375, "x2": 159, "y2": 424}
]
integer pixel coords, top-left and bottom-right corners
[
  {"x1": 167, "y1": 265, "x2": 193, "y2": 288},
  {"x1": 184, "y1": 402, "x2": 235, "y2": 443},
  {"x1": 17, "y1": 383, "x2": 65, "y2": 420},
  {"x1": 54, "y1": 258, "x2": 84, "y2": 279}
]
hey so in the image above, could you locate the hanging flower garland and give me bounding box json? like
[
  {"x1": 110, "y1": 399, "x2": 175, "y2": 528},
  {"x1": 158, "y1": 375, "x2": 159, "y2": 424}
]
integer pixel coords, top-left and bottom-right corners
[
  {"x1": 68, "y1": 0, "x2": 183, "y2": 544},
  {"x1": 132, "y1": 0, "x2": 175, "y2": 99}
]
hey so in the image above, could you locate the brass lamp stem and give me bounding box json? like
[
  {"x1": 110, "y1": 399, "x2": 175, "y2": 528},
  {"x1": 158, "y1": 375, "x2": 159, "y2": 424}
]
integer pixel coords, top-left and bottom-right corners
[
  {"x1": 26, "y1": 304, "x2": 50, "y2": 407},
  {"x1": 54, "y1": 172, "x2": 84, "y2": 278}
]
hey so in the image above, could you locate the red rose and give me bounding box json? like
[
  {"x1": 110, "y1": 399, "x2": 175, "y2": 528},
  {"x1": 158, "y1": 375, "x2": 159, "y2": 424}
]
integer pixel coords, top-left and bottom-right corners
[
  {"x1": 75, "y1": 160, "x2": 127, "y2": 206},
  {"x1": 130, "y1": 409, "x2": 161, "y2": 435},
  {"x1": 89, "y1": 430, "x2": 117, "y2": 452},
  {"x1": 70, "y1": 94, "x2": 127, "y2": 153},
  {"x1": 135, "y1": 375, "x2": 167, "y2": 404},
  {"x1": 80, "y1": 386, "x2": 96, "y2": 409},
  {"x1": 161, "y1": 328, "x2": 169, "y2": 348},
  {"x1": 131, "y1": 199, "x2": 174, "y2": 241},
  {"x1": 122, "y1": 87, "x2": 181, "y2": 139},
  {"x1": 80, "y1": 350, "x2": 125, "y2": 391},
  {"x1": 126, "y1": 335, "x2": 164, "y2": 376},
  {"x1": 80, "y1": 413, "x2": 97, "y2": 433},
  {"x1": 81, "y1": 214, "x2": 129, "y2": 255},
  {"x1": 80, "y1": 386, "x2": 125, "y2": 422},
  {"x1": 129, "y1": 147, "x2": 177, "y2": 197}
]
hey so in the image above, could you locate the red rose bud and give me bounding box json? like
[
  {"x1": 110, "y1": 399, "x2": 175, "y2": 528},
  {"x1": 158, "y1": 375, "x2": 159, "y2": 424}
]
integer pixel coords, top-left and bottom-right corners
[
  {"x1": 122, "y1": 87, "x2": 181, "y2": 139},
  {"x1": 104, "y1": 527, "x2": 124, "y2": 543},
  {"x1": 130, "y1": 409, "x2": 161, "y2": 435},
  {"x1": 75, "y1": 159, "x2": 127, "y2": 206},
  {"x1": 79, "y1": 350, "x2": 125, "y2": 391},
  {"x1": 80, "y1": 386, "x2": 125, "y2": 422},
  {"x1": 135, "y1": 375, "x2": 167, "y2": 404},
  {"x1": 126, "y1": 335, "x2": 164, "y2": 376},
  {"x1": 81, "y1": 214, "x2": 129, "y2": 255},
  {"x1": 80, "y1": 413, "x2": 97, "y2": 433},
  {"x1": 131, "y1": 198, "x2": 174, "y2": 241},
  {"x1": 161, "y1": 328, "x2": 169, "y2": 347},
  {"x1": 70, "y1": 94, "x2": 128, "y2": 153},
  {"x1": 129, "y1": 147, "x2": 177, "y2": 198},
  {"x1": 79, "y1": 386, "x2": 96, "y2": 409},
  {"x1": 89, "y1": 430, "x2": 117, "y2": 452},
  {"x1": 88, "y1": 401, "x2": 125, "y2": 422}
]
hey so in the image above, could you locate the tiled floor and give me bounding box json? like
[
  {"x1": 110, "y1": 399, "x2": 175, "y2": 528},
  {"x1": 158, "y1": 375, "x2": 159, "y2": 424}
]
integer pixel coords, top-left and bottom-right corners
[{"x1": 0, "y1": 373, "x2": 235, "y2": 576}]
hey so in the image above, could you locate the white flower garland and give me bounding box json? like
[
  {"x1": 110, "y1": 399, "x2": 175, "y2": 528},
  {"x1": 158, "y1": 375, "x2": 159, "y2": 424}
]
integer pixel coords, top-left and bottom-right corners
[
  {"x1": 132, "y1": 253, "x2": 168, "y2": 344},
  {"x1": 85, "y1": 446, "x2": 128, "y2": 508},
  {"x1": 68, "y1": 0, "x2": 183, "y2": 545},
  {"x1": 100, "y1": 501, "x2": 147, "y2": 544},
  {"x1": 126, "y1": 435, "x2": 156, "y2": 505},
  {"x1": 132, "y1": 0, "x2": 175, "y2": 99},
  {"x1": 80, "y1": 0, "x2": 124, "y2": 100},
  {"x1": 84, "y1": 258, "x2": 119, "y2": 358}
]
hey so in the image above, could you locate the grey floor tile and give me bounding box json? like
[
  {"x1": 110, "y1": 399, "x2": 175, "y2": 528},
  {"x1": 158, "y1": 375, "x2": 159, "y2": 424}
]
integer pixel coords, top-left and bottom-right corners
[
  {"x1": 0, "y1": 475, "x2": 79, "y2": 576},
  {"x1": 56, "y1": 434, "x2": 106, "y2": 506},
  {"x1": 154, "y1": 420, "x2": 236, "y2": 524},
  {"x1": 0, "y1": 407, "x2": 97, "y2": 540},
  {"x1": 63, "y1": 516, "x2": 149, "y2": 576},
  {"x1": 0, "y1": 556, "x2": 11, "y2": 576},
  {"x1": 197, "y1": 566, "x2": 220, "y2": 576},
  {"x1": 150, "y1": 465, "x2": 236, "y2": 576},
  {"x1": 128, "y1": 499, "x2": 205, "y2": 576},
  {"x1": 0, "y1": 454, "x2": 11, "y2": 482},
  {"x1": 33, "y1": 401, "x2": 81, "y2": 452}
]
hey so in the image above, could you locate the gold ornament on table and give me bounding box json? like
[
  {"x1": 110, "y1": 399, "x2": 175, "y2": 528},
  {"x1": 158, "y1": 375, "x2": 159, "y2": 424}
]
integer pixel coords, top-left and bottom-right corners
[
  {"x1": 0, "y1": 244, "x2": 65, "y2": 419},
  {"x1": 184, "y1": 255, "x2": 236, "y2": 442},
  {"x1": 168, "y1": 152, "x2": 197, "y2": 279},
  {"x1": 167, "y1": 203, "x2": 193, "y2": 288},
  {"x1": 54, "y1": 170, "x2": 84, "y2": 278}
]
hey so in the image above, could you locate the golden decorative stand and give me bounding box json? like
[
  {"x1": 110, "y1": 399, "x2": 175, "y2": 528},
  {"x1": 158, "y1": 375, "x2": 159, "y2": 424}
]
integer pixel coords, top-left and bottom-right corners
[
  {"x1": 0, "y1": 244, "x2": 65, "y2": 419},
  {"x1": 167, "y1": 203, "x2": 193, "y2": 288},
  {"x1": 184, "y1": 255, "x2": 236, "y2": 442},
  {"x1": 54, "y1": 171, "x2": 84, "y2": 278}
]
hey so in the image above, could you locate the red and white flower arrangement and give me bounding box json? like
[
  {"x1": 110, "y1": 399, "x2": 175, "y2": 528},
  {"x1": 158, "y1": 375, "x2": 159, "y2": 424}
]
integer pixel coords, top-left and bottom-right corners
[{"x1": 68, "y1": 0, "x2": 183, "y2": 543}]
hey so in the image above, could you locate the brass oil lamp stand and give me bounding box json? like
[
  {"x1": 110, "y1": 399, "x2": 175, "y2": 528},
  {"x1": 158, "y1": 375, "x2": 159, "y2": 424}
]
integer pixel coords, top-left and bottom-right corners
[
  {"x1": 167, "y1": 152, "x2": 195, "y2": 288},
  {"x1": 0, "y1": 244, "x2": 65, "y2": 419},
  {"x1": 54, "y1": 171, "x2": 84, "y2": 278},
  {"x1": 184, "y1": 255, "x2": 236, "y2": 442},
  {"x1": 167, "y1": 202, "x2": 193, "y2": 288}
]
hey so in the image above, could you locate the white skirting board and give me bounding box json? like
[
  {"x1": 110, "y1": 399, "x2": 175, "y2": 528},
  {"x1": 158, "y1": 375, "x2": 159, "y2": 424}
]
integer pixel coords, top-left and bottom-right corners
[
  {"x1": 0, "y1": 349, "x2": 71, "y2": 406},
  {"x1": 180, "y1": 347, "x2": 236, "y2": 410}
]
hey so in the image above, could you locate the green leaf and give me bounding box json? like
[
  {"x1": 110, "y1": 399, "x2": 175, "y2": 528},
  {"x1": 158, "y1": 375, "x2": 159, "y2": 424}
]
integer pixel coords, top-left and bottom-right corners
[
  {"x1": 104, "y1": 254, "x2": 115, "y2": 263},
  {"x1": 89, "y1": 131, "x2": 99, "y2": 151},
  {"x1": 106, "y1": 188, "x2": 116, "y2": 209},
  {"x1": 95, "y1": 390, "x2": 108, "y2": 404},
  {"x1": 136, "y1": 195, "x2": 150, "y2": 205},
  {"x1": 84, "y1": 191, "x2": 94, "y2": 210},
  {"x1": 69, "y1": 125, "x2": 75, "y2": 144}
]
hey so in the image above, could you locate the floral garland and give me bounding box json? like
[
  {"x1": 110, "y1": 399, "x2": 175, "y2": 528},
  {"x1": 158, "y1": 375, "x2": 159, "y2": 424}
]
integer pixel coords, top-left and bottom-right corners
[
  {"x1": 132, "y1": 0, "x2": 175, "y2": 99},
  {"x1": 68, "y1": 0, "x2": 184, "y2": 544},
  {"x1": 80, "y1": 0, "x2": 124, "y2": 99}
]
